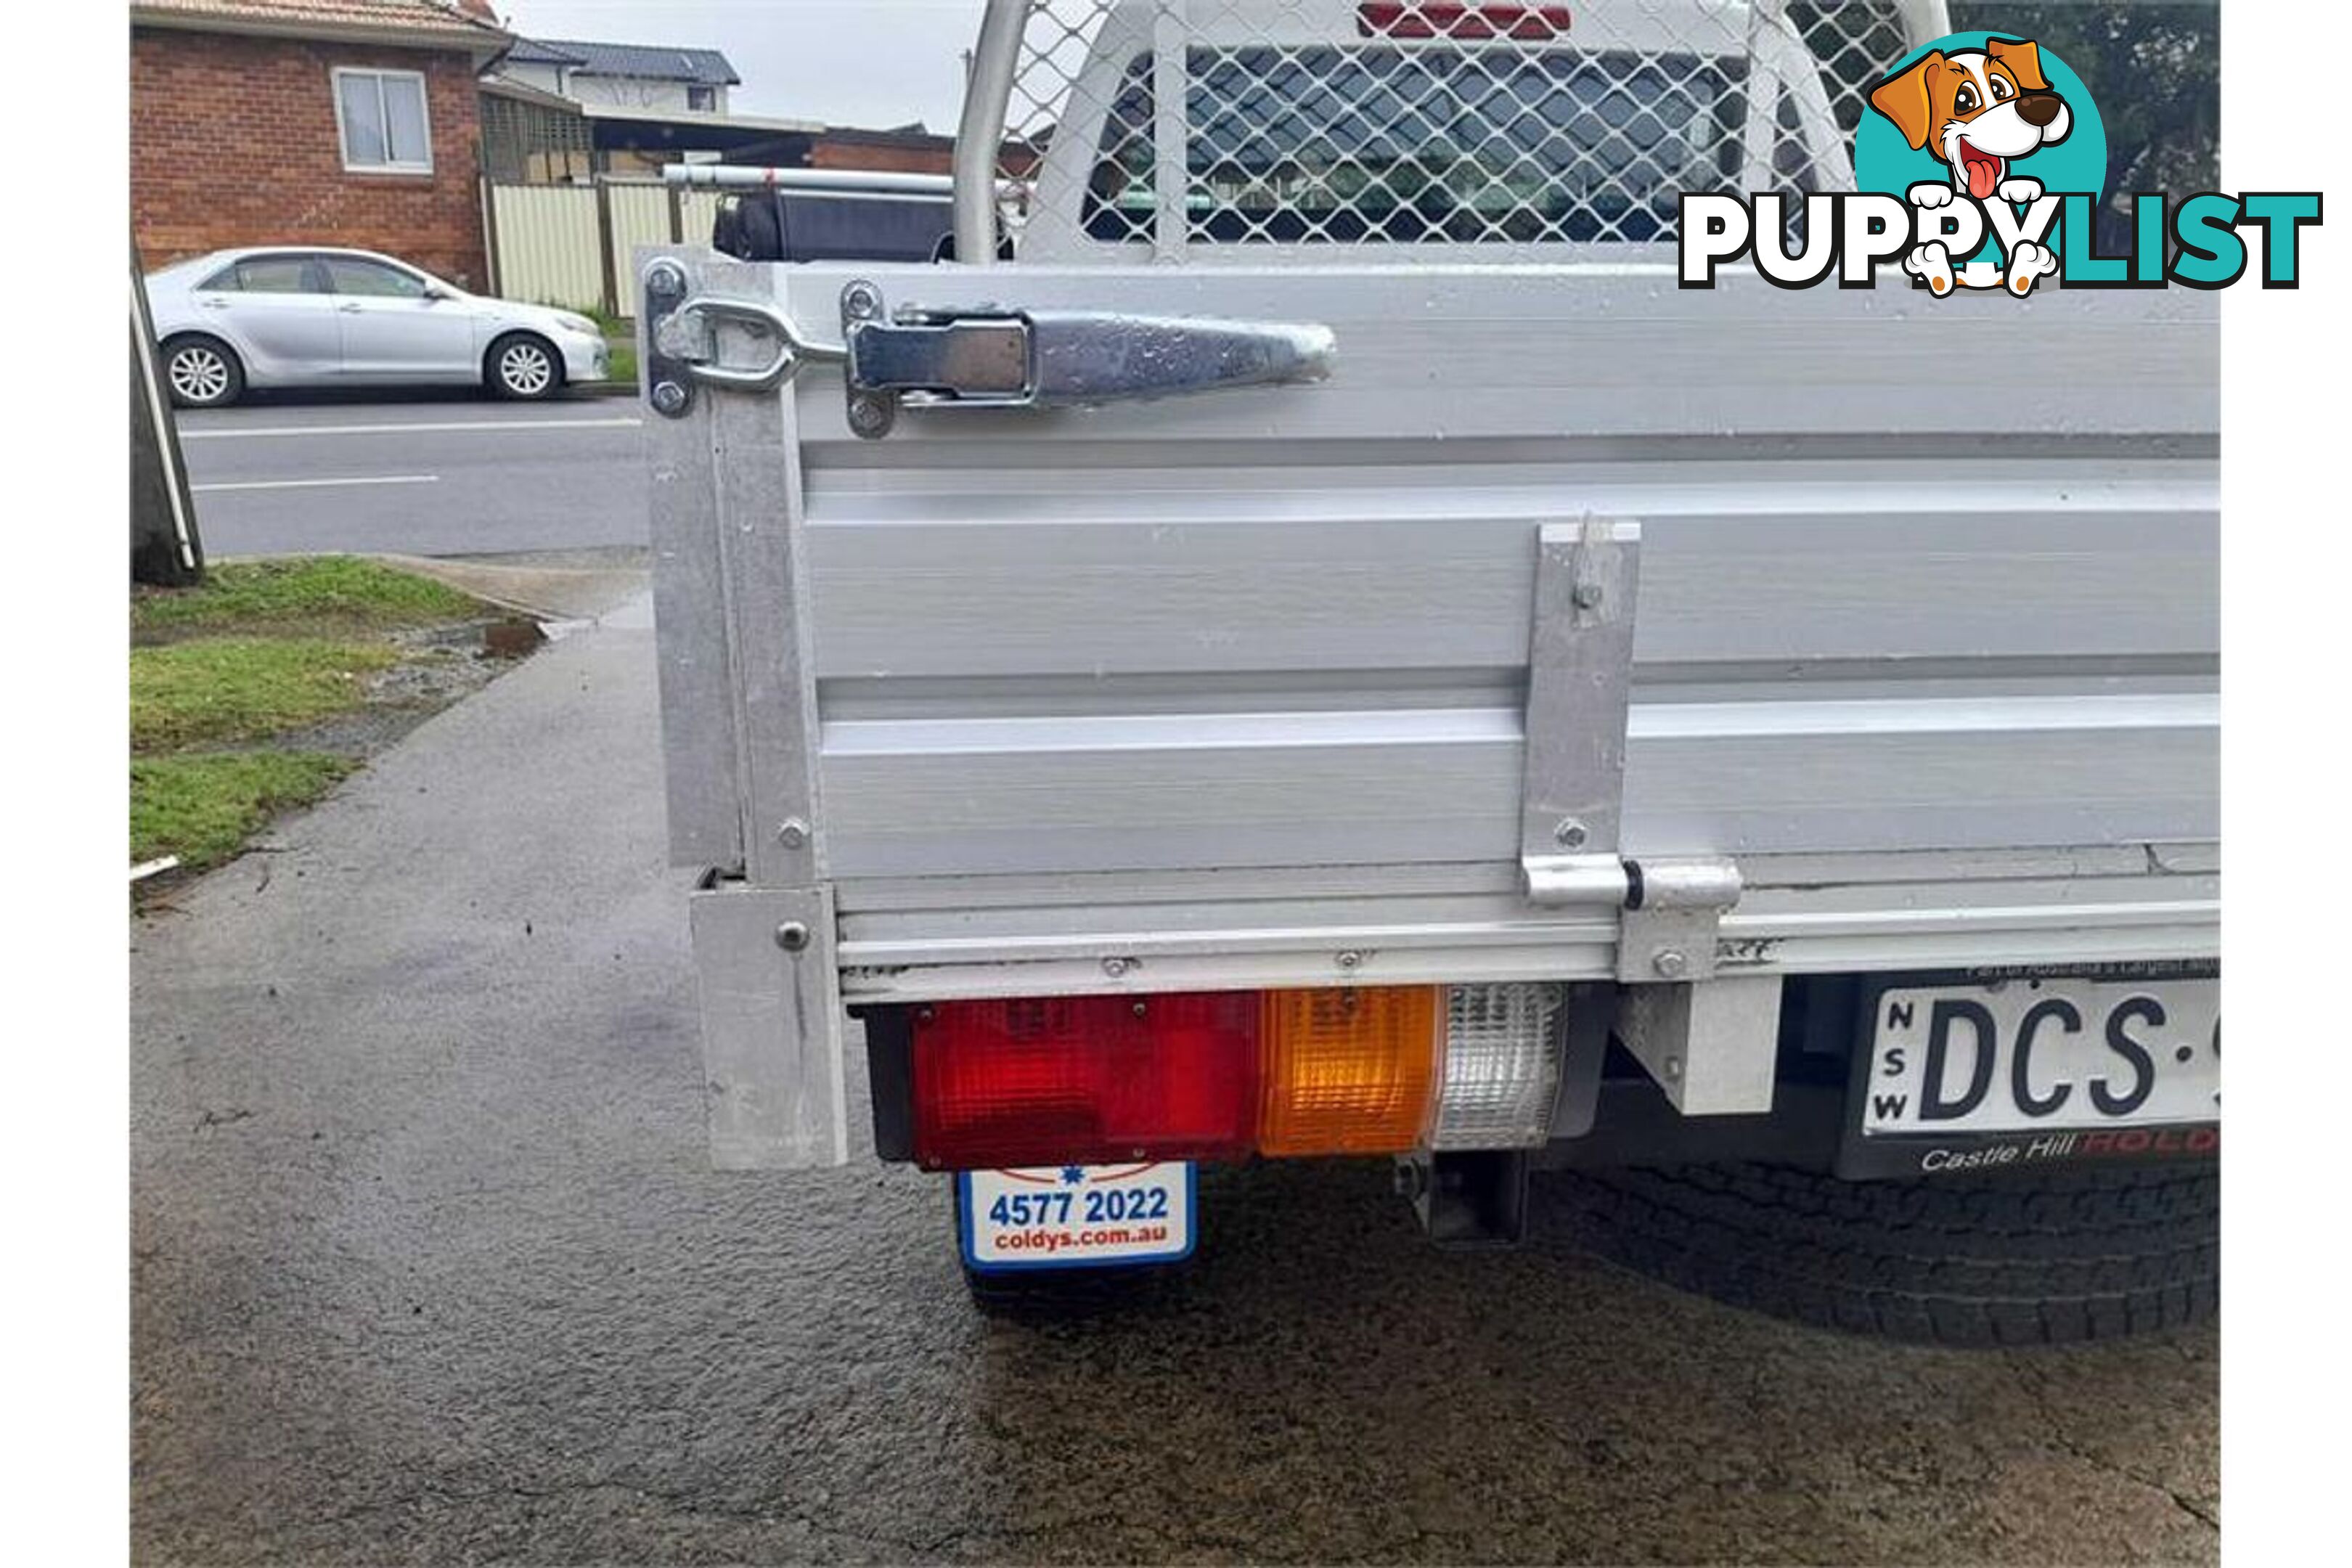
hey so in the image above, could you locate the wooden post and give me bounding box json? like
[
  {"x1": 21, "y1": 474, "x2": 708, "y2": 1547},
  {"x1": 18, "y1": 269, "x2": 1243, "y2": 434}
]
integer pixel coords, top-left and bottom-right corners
[
  {"x1": 593, "y1": 176, "x2": 620, "y2": 319},
  {"x1": 479, "y1": 171, "x2": 505, "y2": 299},
  {"x1": 131, "y1": 244, "x2": 202, "y2": 587}
]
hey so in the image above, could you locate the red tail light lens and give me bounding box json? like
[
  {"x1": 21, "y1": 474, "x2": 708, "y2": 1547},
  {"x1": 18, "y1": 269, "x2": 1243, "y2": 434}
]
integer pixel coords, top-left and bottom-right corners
[
  {"x1": 911, "y1": 993, "x2": 1259, "y2": 1169},
  {"x1": 1357, "y1": 3, "x2": 1573, "y2": 40}
]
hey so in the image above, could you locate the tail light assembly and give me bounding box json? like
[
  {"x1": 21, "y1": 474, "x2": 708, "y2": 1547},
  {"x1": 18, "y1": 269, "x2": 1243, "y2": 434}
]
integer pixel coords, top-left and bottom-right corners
[{"x1": 909, "y1": 982, "x2": 1567, "y2": 1170}]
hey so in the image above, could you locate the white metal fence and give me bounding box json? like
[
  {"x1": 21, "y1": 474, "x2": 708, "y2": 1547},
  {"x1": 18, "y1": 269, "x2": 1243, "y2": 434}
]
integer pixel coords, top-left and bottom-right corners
[{"x1": 483, "y1": 179, "x2": 722, "y2": 316}]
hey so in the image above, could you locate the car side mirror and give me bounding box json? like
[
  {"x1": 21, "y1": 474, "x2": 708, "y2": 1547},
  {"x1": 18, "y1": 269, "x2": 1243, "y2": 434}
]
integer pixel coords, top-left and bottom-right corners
[{"x1": 423, "y1": 284, "x2": 457, "y2": 302}]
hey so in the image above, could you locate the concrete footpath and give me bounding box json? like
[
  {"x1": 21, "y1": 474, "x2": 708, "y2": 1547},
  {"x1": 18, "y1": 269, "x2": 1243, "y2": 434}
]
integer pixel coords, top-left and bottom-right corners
[{"x1": 130, "y1": 603, "x2": 2218, "y2": 1565}]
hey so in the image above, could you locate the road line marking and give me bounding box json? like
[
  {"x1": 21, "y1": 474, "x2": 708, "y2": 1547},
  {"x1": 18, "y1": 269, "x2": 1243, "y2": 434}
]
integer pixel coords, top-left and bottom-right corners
[
  {"x1": 191, "y1": 475, "x2": 441, "y2": 494},
  {"x1": 181, "y1": 416, "x2": 642, "y2": 440}
]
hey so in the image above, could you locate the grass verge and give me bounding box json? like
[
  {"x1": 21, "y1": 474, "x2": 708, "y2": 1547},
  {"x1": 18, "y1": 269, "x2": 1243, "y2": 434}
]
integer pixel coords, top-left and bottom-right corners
[
  {"x1": 132, "y1": 754, "x2": 358, "y2": 872},
  {"x1": 134, "y1": 556, "x2": 480, "y2": 643},
  {"x1": 131, "y1": 556, "x2": 513, "y2": 883},
  {"x1": 131, "y1": 637, "x2": 397, "y2": 751}
]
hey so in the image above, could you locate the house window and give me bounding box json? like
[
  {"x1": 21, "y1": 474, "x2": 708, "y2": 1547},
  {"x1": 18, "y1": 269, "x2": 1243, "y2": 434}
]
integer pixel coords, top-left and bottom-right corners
[
  {"x1": 687, "y1": 86, "x2": 716, "y2": 112},
  {"x1": 334, "y1": 68, "x2": 433, "y2": 173}
]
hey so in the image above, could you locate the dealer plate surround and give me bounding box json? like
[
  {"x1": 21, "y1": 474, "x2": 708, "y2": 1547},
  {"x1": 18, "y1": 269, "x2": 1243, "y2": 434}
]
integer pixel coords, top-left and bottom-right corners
[{"x1": 958, "y1": 1161, "x2": 1195, "y2": 1273}]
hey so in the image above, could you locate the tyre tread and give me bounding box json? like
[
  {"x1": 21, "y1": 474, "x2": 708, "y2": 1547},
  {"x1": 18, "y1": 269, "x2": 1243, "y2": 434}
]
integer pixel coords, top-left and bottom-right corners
[{"x1": 1546, "y1": 1160, "x2": 2216, "y2": 1347}]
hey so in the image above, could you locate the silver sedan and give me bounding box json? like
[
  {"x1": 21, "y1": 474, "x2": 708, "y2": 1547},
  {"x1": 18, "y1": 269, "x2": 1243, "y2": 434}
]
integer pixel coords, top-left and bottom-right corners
[{"x1": 145, "y1": 246, "x2": 611, "y2": 408}]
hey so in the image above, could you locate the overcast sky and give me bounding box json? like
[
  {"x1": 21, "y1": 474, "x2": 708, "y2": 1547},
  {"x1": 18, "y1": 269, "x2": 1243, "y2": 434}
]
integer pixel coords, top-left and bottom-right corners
[{"x1": 499, "y1": 1, "x2": 989, "y2": 130}]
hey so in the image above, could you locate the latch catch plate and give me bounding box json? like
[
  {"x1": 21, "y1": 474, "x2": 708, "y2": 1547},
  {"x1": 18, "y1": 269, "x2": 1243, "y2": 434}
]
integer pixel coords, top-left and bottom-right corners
[{"x1": 650, "y1": 293, "x2": 844, "y2": 403}]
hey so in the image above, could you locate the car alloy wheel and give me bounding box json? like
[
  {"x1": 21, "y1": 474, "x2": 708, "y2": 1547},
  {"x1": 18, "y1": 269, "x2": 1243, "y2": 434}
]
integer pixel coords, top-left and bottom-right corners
[
  {"x1": 499, "y1": 340, "x2": 555, "y2": 397},
  {"x1": 168, "y1": 344, "x2": 232, "y2": 406}
]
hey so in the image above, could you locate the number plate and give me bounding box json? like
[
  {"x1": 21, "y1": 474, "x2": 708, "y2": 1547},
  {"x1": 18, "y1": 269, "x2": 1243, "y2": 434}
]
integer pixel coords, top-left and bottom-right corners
[
  {"x1": 1861, "y1": 975, "x2": 2218, "y2": 1138},
  {"x1": 957, "y1": 1162, "x2": 1195, "y2": 1273}
]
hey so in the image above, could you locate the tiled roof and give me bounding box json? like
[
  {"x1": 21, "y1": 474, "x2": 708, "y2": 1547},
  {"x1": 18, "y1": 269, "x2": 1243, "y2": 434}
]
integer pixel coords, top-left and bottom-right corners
[
  {"x1": 526, "y1": 38, "x2": 740, "y2": 87},
  {"x1": 131, "y1": 1, "x2": 507, "y2": 49},
  {"x1": 502, "y1": 36, "x2": 587, "y2": 66}
]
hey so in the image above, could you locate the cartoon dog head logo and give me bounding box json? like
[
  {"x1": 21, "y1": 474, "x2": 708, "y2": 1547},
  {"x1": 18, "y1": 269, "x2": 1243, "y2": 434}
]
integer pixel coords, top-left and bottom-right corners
[
  {"x1": 1862, "y1": 37, "x2": 2087, "y2": 297},
  {"x1": 1869, "y1": 39, "x2": 2073, "y2": 202}
]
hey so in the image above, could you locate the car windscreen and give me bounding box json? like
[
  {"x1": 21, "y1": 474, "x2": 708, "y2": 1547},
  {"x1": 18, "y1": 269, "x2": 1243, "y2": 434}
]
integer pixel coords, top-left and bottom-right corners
[{"x1": 1086, "y1": 44, "x2": 1754, "y2": 245}]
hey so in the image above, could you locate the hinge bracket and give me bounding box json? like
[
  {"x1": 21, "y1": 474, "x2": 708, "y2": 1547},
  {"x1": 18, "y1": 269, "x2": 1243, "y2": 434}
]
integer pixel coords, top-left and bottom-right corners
[
  {"x1": 1520, "y1": 518, "x2": 1640, "y2": 907},
  {"x1": 1613, "y1": 859, "x2": 1771, "y2": 1116},
  {"x1": 1618, "y1": 857, "x2": 1744, "y2": 983}
]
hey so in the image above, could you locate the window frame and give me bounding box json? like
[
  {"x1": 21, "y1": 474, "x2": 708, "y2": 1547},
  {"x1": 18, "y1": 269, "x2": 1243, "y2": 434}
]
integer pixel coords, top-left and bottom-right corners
[
  {"x1": 319, "y1": 254, "x2": 436, "y2": 299},
  {"x1": 686, "y1": 84, "x2": 716, "y2": 113},
  {"x1": 332, "y1": 66, "x2": 435, "y2": 176},
  {"x1": 197, "y1": 254, "x2": 332, "y2": 294}
]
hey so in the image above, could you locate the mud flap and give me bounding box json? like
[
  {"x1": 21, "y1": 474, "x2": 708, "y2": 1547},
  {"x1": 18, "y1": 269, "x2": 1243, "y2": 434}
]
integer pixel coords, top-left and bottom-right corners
[{"x1": 690, "y1": 881, "x2": 848, "y2": 1169}]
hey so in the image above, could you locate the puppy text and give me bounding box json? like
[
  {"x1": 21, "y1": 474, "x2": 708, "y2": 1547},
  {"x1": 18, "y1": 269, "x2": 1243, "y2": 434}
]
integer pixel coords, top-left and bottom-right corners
[{"x1": 1679, "y1": 189, "x2": 2322, "y2": 294}]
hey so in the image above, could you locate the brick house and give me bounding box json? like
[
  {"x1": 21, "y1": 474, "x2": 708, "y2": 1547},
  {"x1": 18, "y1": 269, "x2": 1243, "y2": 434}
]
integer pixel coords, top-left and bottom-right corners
[{"x1": 131, "y1": 0, "x2": 510, "y2": 289}]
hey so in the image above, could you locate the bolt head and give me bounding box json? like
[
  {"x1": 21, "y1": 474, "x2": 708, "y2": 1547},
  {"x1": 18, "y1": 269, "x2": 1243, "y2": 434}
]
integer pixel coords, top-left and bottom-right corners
[
  {"x1": 775, "y1": 920, "x2": 811, "y2": 953},
  {"x1": 650, "y1": 380, "x2": 688, "y2": 416},
  {"x1": 1664, "y1": 1055, "x2": 1683, "y2": 1080},
  {"x1": 1573, "y1": 582, "x2": 1605, "y2": 611},
  {"x1": 1336, "y1": 950, "x2": 1363, "y2": 971},
  {"x1": 843, "y1": 281, "x2": 883, "y2": 319},
  {"x1": 776, "y1": 819, "x2": 809, "y2": 849},
  {"x1": 1101, "y1": 956, "x2": 1130, "y2": 978},
  {"x1": 1653, "y1": 949, "x2": 1689, "y2": 979},
  {"x1": 1553, "y1": 818, "x2": 1588, "y2": 849},
  {"x1": 846, "y1": 395, "x2": 893, "y2": 438}
]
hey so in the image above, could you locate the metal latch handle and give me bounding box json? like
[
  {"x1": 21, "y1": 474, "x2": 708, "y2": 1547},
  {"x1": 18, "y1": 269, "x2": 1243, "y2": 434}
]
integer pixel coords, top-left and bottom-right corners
[
  {"x1": 835, "y1": 280, "x2": 1335, "y2": 437},
  {"x1": 869, "y1": 308, "x2": 1339, "y2": 409}
]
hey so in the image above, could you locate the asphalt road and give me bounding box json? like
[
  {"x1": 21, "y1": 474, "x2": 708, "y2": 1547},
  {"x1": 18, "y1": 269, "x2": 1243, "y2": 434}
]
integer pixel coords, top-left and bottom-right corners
[
  {"x1": 130, "y1": 600, "x2": 2219, "y2": 1567},
  {"x1": 175, "y1": 393, "x2": 648, "y2": 557}
]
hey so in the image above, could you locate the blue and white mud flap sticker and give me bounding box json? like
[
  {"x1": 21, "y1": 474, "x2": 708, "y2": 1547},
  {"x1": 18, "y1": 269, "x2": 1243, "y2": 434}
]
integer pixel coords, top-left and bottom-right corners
[{"x1": 957, "y1": 1162, "x2": 1196, "y2": 1273}]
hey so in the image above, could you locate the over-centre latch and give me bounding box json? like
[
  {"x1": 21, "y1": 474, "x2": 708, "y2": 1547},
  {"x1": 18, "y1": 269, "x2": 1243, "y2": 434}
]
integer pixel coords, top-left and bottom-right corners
[{"x1": 648, "y1": 276, "x2": 1337, "y2": 438}]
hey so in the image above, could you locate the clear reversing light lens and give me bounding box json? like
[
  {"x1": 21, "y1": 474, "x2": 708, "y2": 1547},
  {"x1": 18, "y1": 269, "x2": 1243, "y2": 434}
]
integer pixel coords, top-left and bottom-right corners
[{"x1": 1429, "y1": 984, "x2": 1567, "y2": 1149}]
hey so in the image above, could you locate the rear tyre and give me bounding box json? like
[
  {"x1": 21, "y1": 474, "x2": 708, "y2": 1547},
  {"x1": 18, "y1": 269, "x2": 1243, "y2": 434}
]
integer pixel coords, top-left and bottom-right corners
[
  {"x1": 487, "y1": 332, "x2": 561, "y2": 400},
  {"x1": 1546, "y1": 1160, "x2": 2217, "y2": 1347},
  {"x1": 161, "y1": 334, "x2": 243, "y2": 409}
]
